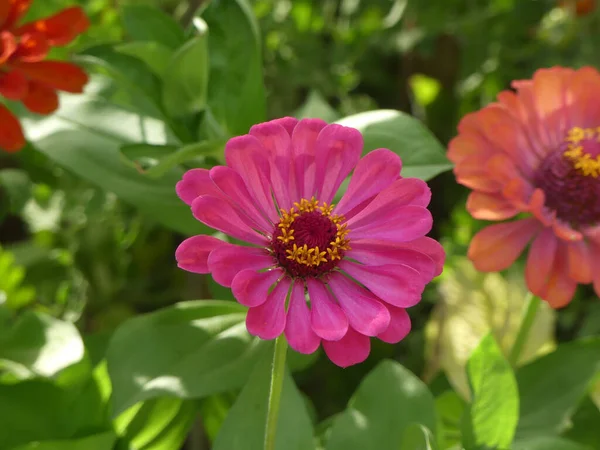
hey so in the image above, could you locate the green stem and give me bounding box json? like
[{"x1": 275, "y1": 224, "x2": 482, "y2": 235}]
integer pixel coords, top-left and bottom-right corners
[
  {"x1": 264, "y1": 335, "x2": 288, "y2": 450},
  {"x1": 509, "y1": 293, "x2": 540, "y2": 366}
]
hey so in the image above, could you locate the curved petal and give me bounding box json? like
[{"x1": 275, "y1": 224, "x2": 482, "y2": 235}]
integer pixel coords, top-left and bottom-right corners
[
  {"x1": 468, "y1": 218, "x2": 542, "y2": 272},
  {"x1": 2, "y1": 0, "x2": 32, "y2": 30},
  {"x1": 540, "y1": 243, "x2": 577, "y2": 309},
  {"x1": 291, "y1": 118, "x2": 327, "y2": 199},
  {"x1": 246, "y1": 278, "x2": 290, "y2": 340},
  {"x1": 377, "y1": 306, "x2": 411, "y2": 344},
  {"x1": 13, "y1": 32, "x2": 49, "y2": 62},
  {"x1": 270, "y1": 116, "x2": 298, "y2": 136},
  {"x1": 566, "y1": 240, "x2": 593, "y2": 283},
  {"x1": 466, "y1": 191, "x2": 520, "y2": 221},
  {"x1": 14, "y1": 60, "x2": 88, "y2": 93},
  {"x1": 306, "y1": 278, "x2": 348, "y2": 341},
  {"x1": 22, "y1": 81, "x2": 58, "y2": 114},
  {"x1": 175, "y1": 235, "x2": 225, "y2": 273},
  {"x1": 0, "y1": 104, "x2": 25, "y2": 152},
  {"x1": 339, "y1": 260, "x2": 426, "y2": 308},
  {"x1": 285, "y1": 282, "x2": 320, "y2": 354},
  {"x1": 314, "y1": 124, "x2": 363, "y2": 203},
  {"x1": 224, "y1": 135, "x2": 278, "y2": 222},
  {"x1": 525, "y1": 228, "x2": 558, "y2": 298},
  {"x1": 15, "y1": 6, "x2": 90, "y2": 46},
  {"x1": 207, "y1": 243, "x2": 274, "y2": 287},
  {"x1": 191, "y1": 195, "x2": 268, "y2": 246},
  {"x1": 328, "y1": 273, "x2": 390, "y2": 337},
  {"x1": 389, "y1": 237, "x2": 446, "y2": 277},
  {"x1": 335, "y1": 149, "x2": 402, "y2": 217},
  {"x1": 348, "y1": 205, "x2": 433, "y2": 243},
  {"x1": 231, "y1": 268, "x2": 283, "y2": 307},
  {"x1": 176, "y1": 168, "x2": 223, "y2": 205},
  {"x1": 0, "y1": 31, "x2": 16, "y2": 64},
  {"x1": 322, "y1": 327, "x2": 370, "y2": 368},
  {"x1": 0, "y1": 70, "x2": 28, "y2": 100},
  {"x1": 209, "y1": 166, "x2": 272, "y2": 232}
]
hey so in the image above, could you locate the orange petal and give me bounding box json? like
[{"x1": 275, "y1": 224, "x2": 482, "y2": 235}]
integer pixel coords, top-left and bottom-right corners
[
  {"x1": 502, "y1": 178, "x2": 533, "y2": 209},
  {"x1": 525, "y1": 227, "x2": 558, "y2": 297},
  {"x1": 0, "y1": 31, "x2": 17, "y2": 64},
  {"x1": 528, "y1": 188, "x2": 554, "y2": 226},
  {"x1": 468, "y1": 218, "x2": 541, "y2": 272},
  {"x1": 12, "y1": 32, "x2": 49, "y2": 62},
  {"x1": 466, "y1": 191, "x2": 520, "y2": 221},
  {"x1": 15, "y1": 6, "x2": 90, "y2": 46},
  {"x1": 0, "y1": 103, "x2": 25, "y2": 152},
  {"x1": 12, "y1": 60, "x2": 88, "y2": 93},
  {"x1": 567, "y1": 240, "x2": 593, "y2": 283},
  {"x1": 22, "y1": 80, "x2": 58, "y2": 114},
  {"x1": 540, "y1": 242, "x2": 577, "y2": 309},
  {"x1": 0, "y1": 70, "x2": 28, "y2": 100},
  {"x1": 3, "y1": 0, "x2": 32, "y2": 30},
  {"x1": 552, "y1": 219, "x2": 583, "y2": 242},
  {"x1": 568, "y1": 67, "x2": 600, "y2": 128}
]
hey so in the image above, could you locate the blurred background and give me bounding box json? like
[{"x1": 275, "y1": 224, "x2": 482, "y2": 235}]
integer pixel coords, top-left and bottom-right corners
[{"x1": 1, "y1": 0, "x2": 600, "y2": 448}]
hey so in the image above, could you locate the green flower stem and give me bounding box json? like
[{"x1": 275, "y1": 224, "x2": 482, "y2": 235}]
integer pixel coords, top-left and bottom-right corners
[
  {"x1": 264, "y1": 335, "x2": 288, "y2": 450},
  {"x1": 509, "y1": 293, "x2": 540, "y2": 367}
]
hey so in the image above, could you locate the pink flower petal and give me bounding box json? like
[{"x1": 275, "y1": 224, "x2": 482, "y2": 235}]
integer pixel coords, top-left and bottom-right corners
[
  {"x1": 348, "y1": 205, "x2": 433, "y2": 243},
  {"x1": 291, "y1": 118, "x2": 327, "y2": 199},
  {"x1": 250, "y1": 121, "x2": 294, "y2": 210},
  {"x1": 322, "y1": 327, "x2": 370, "y2": 368},
  {"x1": 377, "y1": 306, "x2": 411, "y2": 344},
  {"x1": 347, "y1": 241, "x2": 437, "y2": 280},
  {"x1": 567, "y1": 240, "x2": 593, "y2": 283},
  {"x1": 246, "y1": 278, "x2": 290, "y2": 340},
  {"x1": 175, "y1": 235, "x2": 225, "y2": 273},
  {"x1": 224, "y1": 135, "x2": 278, "y2": 222},
  {"x1": 328, "y1": 273, "x2": 390, "y2": 336},
  {"x1": 192, "y1": 195, "x2": 268, "y2": 246},
  {"x1": 231, "y1": 269, "x2": 283, "y2": 307},
  {"x1": 306, "y1": 278, "x2": 348, "y2": 341},
  {"x1": 314, "y1": 124, "x2": 363, "y2": 203},
  {"x1": 388, "y1": 237, "x2": 446, "y2": 277},
  {"x1": 334, "y1": 148, "x2": 401, "y2": 217},
  {"x1": 209, "y1": 166, "x2": 272, "y2": 232},
  {"x1": 208, "y1": 244, "x2": 274, "y2": 287},
  {"x1": 285, "y1": 282, "x2": 321, "y2": 354},
  {"x1": 339, "y1": 260, "x2": 426, "y2": 308},
  {"x1": 525, "y1": 228, "x2": 558, "y2": 298},
  {"x1": 539, "y1": 243, "x2": 577, "y2": 309},
  {"x1": 176, "y1": 168, "x2": 222, "y2": 205},
  {"x1": 468, "y1": 218, "x2": 542, "y2": 272},
  {"x1": 347, "y1": 178, "x2": 432, "y2": 229},
  {"x1": 270, "y1": 116, "x2": 298, "y2": 136}
]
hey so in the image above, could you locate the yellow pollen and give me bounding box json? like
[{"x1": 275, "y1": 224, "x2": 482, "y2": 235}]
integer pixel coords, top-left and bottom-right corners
[
  {"x1": 563, "y1": 127, "x2": 600, "y2": 178},
  {"x1": 278, "y1": 197, "x2": 351, "y2": 269}
]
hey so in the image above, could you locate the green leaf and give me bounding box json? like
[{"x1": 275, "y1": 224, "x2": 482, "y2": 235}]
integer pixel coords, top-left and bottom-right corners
[
  {"x1": 336, "y1": 109, "x2": 452, "y2": 180},
  {"x1": 162, "y1": 23, "x2": 209, "y2": 117},
  {"x1": 116, "y1": 41, "x2": 173, "y2": 78},
  {"x1": 462, "y1": 334, "x2": 519, "y2": 450},
  {"x1": 0, "y1": 246, "x2": 35, "y2": 310},
  {"x1": 121, "y1": 5, "x2": 186, "y2": 49},
  {"x1": 201, "y1": 0, "x2": 266, "y2": 135},
  {"x1": 516, "y1": 337, "x2": 600, "y2": 438},
  {"x1": 212, "y1": 352, "x2": 314, "y2": 450},
  {"x1": 563, "y1": 396, "x2": 600, "y2": 449},
  {"x1": 140, "y1": 401, "x2": 197, "y2": 450},
  {"x1": 0, "y1": 169, "x2": 32, "y2": 214},
  {"x1": 435, "y1": 391, "x2": 465, "y2": 449},
  {"x1": 512, "y1": 436, "x2": 591, "y2": 450},
  {"x1": 295, "y1": 90, "x2": 340, "y2": 123},
  {"x1": 400, "y1": 424, "x2": 439, "y2": 450},
  {"x1": 325, "y1": 360, "x2": 437, "y2": 450},
  {"x1": 0, "y1": 311, "x2": 84, "y2": 380},
  {"x1": 22, "y1": 76, "x2": 201, "y2": 236},
  {"x1": 9, "y1": 431, "x2": 116, "y2": 450},
  {"x1": 106, "y1": 300, "x2": 268, "y2": 415}
]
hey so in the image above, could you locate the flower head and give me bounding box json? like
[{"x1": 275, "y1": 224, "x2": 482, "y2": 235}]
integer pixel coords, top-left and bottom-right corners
[
  {"x1": 176, "y1": 118, "x2": 444, "y2": 367},
  {"x1": 0, "y1": 0, "x2": 90, "y2": 152},
  {"x1": 449, "y1": 67, "x2": 600, "y2": 308}
]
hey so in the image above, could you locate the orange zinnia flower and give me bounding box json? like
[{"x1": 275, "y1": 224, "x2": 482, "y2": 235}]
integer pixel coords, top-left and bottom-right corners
[
  {"x1": 0, "y1": 0, "x2": 90, "y2": 152},
  {"x1": 449, "y1": 67, "x2": 600, "y2": 308}
]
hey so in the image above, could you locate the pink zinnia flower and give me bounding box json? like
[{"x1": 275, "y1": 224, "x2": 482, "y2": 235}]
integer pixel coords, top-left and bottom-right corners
[
  {"x1": 449, "y1": 67, "x2": 600, "y2": 308},
  {"x1": 176, "y1": 118, "x2": 444, "y2": 367}
]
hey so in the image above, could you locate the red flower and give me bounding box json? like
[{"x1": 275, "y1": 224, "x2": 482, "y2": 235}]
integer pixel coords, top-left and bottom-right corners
[
  {"x1": 558, "y1": 0, "x2": 596, "y2": 16},
  {"x1": 0, "y1": 0, "x2": 90, "y2": 153}
]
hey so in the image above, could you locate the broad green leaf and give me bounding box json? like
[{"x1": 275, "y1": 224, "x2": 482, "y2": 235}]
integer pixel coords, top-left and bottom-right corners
[
  {"x1": 200, "y1": 394, "x2": 234, "y2": 442},
  {"x1": 212, "y1": 352, "x2": 314, "y2": 450},
  {"x1": 563, "y1": 396, "x2": 600, "y2": 449},
  {"x1": 106, "y1": 300, "x2": 268, "y2": 415},
  {"x1": 512, "y1": 436, "x2": 591, "y2": 450},
  {"x1": 516, "y1": 337, "x2": 600, "y2": 438},
  {"x1": 162, "y1": 24, "x2": 209, "y2": 117},
  {"x1": 336, "y1": 109, "x2": 452, "y2": 180},
  {"x1": 119, "y1": 143, "x2": 179, "y2": 172},
  {"x1": 425, "y1": 258, "x2": 555, "y2": 400},
  {"x1": 0, "y1": 311, "x2": 84, "y2": 380},
  {"x1": 0, "y1": 246, "x2": 35, "y2": 310},
  {"x1": 0, "y1": 169, "x2": 32, "y2": 214},
  {"x1": 22, "y1": 76, "x2": 200, "y2": 236},
  {"x1": 116, "y1": 42, "x2": 173, "y2": 78},
  {"x1": 9, "y1": 431, "x2": 116, "y2": 450},
  {"x1": 400, "y1": 424, "x2": 439, "y2": 450},
  {"x1": 295, "y1": 90, "x2": 340, "y2": 123},
  {"x1": 435, "y1": 391, "x2": 465, "y2": 449},
  {"x1": 325, "y1": 360, "x2": 437, "y2": 450},
  {"x1": 140, "y1": 401, "x2": 197, "y2": 450},
  {"x1": 0, "y1": 377, "x2": 109, "y2": 449},
  {"x1": 142, "y1": 140, "x2": 226, "y2": 178},
  {"x1": 201, "y1": 0, "x2": 266, "y2": 135},
  {"x1": 121, "y1": 5, "x2": 186, "y2": 49},
  {"x1": 463, "y1": 334, "x2": 519, "y2": 450}
]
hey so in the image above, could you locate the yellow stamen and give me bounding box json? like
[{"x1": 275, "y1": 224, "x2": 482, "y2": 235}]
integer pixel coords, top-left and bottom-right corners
[{"x1": 563, "y1": 127, "x2": 600, "y2": 178}]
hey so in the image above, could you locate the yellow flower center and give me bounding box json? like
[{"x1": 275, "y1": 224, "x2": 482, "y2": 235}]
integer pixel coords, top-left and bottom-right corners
[{"x1": 563, "y1": 127, "x2": 600, "y2": 178}]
